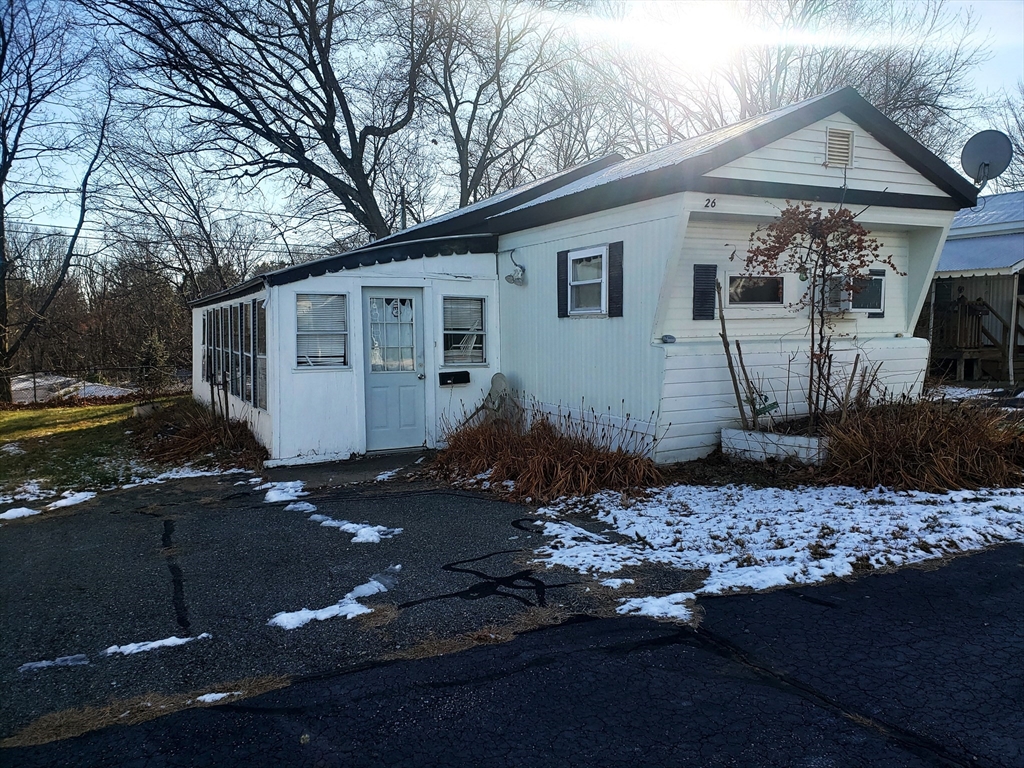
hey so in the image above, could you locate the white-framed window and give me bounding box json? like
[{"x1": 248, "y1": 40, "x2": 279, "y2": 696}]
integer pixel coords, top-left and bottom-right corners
[
  {"x1": 256, "y1": 300, "x2": 267, "y2": 409},
  {"x1": 569, "y1": 245, "x2": 607, "y2": 314},
  {"x1": 727, "y1": 275, "x2": 784, "y2": 305},
  {"x1": 296, "y1": 293, "x2": 349, "y2": 367},
  {"x1": 443, "y1": 297, "x2": 485, "y2": 365},
  {"x1": 827, "y1": 270, "x2": 885, "y2": 313}
]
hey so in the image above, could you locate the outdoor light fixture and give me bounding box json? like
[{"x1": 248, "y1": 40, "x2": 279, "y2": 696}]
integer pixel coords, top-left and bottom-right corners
[{"x1": 504, "y1": 250, "x2": 526, "y2": 286}]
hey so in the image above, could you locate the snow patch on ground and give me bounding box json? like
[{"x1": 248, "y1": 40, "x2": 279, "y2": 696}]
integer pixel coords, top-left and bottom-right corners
[
  {"x1": 600, "y1": 578, "x2": 634, "y2": 589},
  {"x1": 268, "y1": 579, "x2": 389, "y2": 629},
  {"x1": 46, "y1": 491, "x2": 97, "y2": 510},
  {"x1": 1, "y1": 442, "x2": 25, "y2": 456},
  {"x1": 535, "y1": 484, "x2": 1024, "y2": 595},
  {"x1": 0, "y1": 481, "x2": 56, "y2": 505},
  {"x1": 284, "y1": 501, "x2": 317, "y2": 513},
  {"x1": 18, "y1": 654, "x2": 90, "y2": 672},
  {"x1": 308, "y1": 514, "x2": 402, "y2": 543},
  {"x1": 375, "y1": 469, "x2": 400, "y2": 482},
  {"x1": 122, "y1": 467, "x2": 249, "y2": 489},
  {"x1": 258, "y1": 480, "x2": 309, "y2": 503},
  {"x1": 926, "y1": 385, "x2": 1001, "y2": 401},
  {"x1": 1, "y1": 507, "x2": 41, "y2": 520},
  {"x1": 103, "y1": 633, "x2": 212, "y2": 656},
  {"x1": 195, "y1": 691, "x2": 242, "y2": 704},
  {"x1": 616, "y1": 592, "x2": 695, "y2": 621}
]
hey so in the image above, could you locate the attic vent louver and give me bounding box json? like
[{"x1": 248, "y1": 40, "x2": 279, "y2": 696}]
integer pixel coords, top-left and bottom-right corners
[{"x1": 825, "y1": 128, "x2": 854, "y2": 167}]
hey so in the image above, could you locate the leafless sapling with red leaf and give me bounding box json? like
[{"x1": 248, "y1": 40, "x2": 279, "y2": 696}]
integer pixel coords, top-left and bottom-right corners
[{"x1": 744, "y1": 201, "x2": 903, "y2": 431}]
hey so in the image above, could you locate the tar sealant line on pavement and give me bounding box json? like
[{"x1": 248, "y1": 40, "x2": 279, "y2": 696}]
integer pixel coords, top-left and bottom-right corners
[
  {"x1": 161, "y1": 519, "x2": 191, "y2": 633},
  {"x1": 398, "y1": 550, "x2": 578, "y2": 610},
  {"x1": 687, "y1": 625, "x2": 982, "y2": 768}
]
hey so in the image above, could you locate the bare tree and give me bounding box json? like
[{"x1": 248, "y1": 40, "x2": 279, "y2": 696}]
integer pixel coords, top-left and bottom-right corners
[
  {"x1": 0, "y1": 0, "x2": 106, "y2": 401},
  {"x1": 423, "y1": 0, "x2": 562, "y2": 207},
  {"x1": 556, "y1": 0, "x2": 987, "y2": 162},
  {"x1": 82, "y1": 0, "x2": 437, "y2": 240},
  {"x1": 105, "y1": 118, "x2": 280, "y2": 301},
  {"x1": 995, "y1": 81, "x2": 1024, "y2": 192}
]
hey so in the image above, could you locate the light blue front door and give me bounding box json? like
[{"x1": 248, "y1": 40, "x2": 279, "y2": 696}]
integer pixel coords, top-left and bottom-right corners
[{"x1": 364, "y1": 289, "x2": 426, "y2": 451}]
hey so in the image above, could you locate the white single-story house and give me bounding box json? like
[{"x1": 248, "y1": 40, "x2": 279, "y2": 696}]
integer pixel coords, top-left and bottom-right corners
[
  {"x1": 192, "y1": 87, "x2": 977, "y2": 466},
  {"x1": 920, "y1": 190, "x2": 1024, "y2": 381}
]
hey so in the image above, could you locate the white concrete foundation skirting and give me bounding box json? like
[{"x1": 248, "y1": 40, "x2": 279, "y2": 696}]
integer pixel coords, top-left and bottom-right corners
[{"x1": 721, "y1": 428, "x2": 828, "y2": 466}]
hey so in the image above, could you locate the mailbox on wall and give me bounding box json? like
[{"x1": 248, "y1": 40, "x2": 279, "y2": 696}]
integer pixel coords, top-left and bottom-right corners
[{"x1": 439, "y1": 371, "x2": 470, "y2": 386}]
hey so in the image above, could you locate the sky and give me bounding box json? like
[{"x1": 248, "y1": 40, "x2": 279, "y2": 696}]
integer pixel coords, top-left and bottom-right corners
[{"x1": 950, "y1": 0, "x2": 1024, "y2": 97}]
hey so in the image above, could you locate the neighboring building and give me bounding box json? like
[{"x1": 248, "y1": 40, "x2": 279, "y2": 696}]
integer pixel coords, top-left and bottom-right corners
[
  {"x1": 192, "y1": 87, "x2": 976, "y2": 466},
  {"x1": 921, "y1": 191, "x2": 1024, "y2": 381}
]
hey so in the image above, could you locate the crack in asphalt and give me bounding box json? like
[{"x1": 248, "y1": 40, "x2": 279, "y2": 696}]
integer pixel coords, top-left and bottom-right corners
[{"x1": 161, "y1": 520, "x2": 191, "y2": 633}]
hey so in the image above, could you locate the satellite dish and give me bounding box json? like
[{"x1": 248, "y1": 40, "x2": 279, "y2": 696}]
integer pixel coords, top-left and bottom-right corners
[{"x1": 961, "y1": 130, "x2": 1013, "y2": 190}]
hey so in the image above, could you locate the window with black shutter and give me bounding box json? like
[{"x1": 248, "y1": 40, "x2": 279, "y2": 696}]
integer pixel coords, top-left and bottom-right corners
[{"x1": 557, "y1": 242, "x2": 624, "y2": 317}]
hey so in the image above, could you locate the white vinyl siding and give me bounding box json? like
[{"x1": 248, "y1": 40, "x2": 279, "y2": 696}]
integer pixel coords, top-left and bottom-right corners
[
  {"x1": 704, "y1": 113, "x2": 947, "y2": 197},
  {"x1": 296, "y1": 294, "x2": 349, "y2": 367},
  {"x1": 443, "y1": 297, "x2": 485, "y2": 365}
]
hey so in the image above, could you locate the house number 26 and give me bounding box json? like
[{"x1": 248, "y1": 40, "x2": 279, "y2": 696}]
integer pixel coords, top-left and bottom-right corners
[{"x1": 704, "y1": 198, "x2": 717, "y2": 208}]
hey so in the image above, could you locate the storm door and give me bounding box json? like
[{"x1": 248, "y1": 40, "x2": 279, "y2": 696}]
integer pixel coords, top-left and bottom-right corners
[{"x1": 363, "y1": 289, "x2": 426, "y2": 451}]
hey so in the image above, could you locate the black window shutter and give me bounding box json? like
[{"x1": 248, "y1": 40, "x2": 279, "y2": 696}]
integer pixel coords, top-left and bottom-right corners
[
  {"x1": 557, "y1": 250, "x2": 569, "y2": 318},
  {"x1": 693, "y1": 264, "x2": 718, "y2": 320},
  {"x1": 607, "y1": 241, "x2": 624, "y2": 317}
]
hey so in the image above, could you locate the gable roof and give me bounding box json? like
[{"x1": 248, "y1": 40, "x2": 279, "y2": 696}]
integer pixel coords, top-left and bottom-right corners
[
  {"x1": 484, "y1": 87, "x2": 977, "y2": 233},
  {"x1": 193, "y1": 87, "x2": 978, "y2": 305}
]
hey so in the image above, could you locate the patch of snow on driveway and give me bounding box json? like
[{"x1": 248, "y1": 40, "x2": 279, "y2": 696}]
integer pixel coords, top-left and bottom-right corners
[
  {"x1": 375, "y1": 469, "x2": 400, "y2": 482},
  {"x1": 18, "y1": 654, "x2": 90, "y2": 672},
  {"x1": 268, "y1": 578, "x2": 389, "y2": 629},
  {"x1": 1, "y1": 507, "x2": 41, "y2": 520},
  {"x1": 46, "y1": 491, "x2": 97, "y2": 510},
  {"x1": 308, "y1": 514, "x2": 402, "y2": 542},
  {"x1": 535, "y1": 484, "x2": 1024, "y2": 595},
  {"x1": 103, "y1": 633, "x2": 212, "y2": 656},
  {"x1": 195, "y1": 691, "x2": 242, "y2": 704},
  {"x1": 284, "y1": 501, "x2": 317, "y2": 513},
  {"x1": 258, "y1": 480, "x2": 309, "y2": 503},
  {"x1": 617, "y1": 592, "x2": 695, "y2": 621}
]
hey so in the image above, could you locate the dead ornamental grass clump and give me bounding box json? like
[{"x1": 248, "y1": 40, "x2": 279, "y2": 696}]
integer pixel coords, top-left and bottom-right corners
[
  {"x1": 822, "y1": 398, "x2": 1024, "y2": 492},
  {"x1": 434, "y1": 403, "x2": 662, "y2": 503},
  {"x1": 132, "y1": 397, "x2": 267, "y2": 470}
]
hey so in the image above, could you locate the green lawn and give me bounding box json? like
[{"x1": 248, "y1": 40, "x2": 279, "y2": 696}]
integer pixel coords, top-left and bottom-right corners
[{"x1": 0, "y1": 401, "x2": 145, "y2": 494}]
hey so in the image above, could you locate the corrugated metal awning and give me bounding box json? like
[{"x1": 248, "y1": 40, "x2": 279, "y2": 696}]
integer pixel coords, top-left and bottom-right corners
[{"x1": 935, "y1": 232, "x2": 1024, "y2": 277}]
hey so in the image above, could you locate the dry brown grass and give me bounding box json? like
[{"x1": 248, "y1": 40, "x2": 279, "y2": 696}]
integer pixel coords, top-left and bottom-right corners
[
  {"x1": 355, "y1": 603, "x2": 400, "y2": 629},
  {"x1": 433, "y1": 402, "x2": 662, "y2": 502},
  {"x1": 1, "y1": 675, "x2": 290, "y2": 747},
  {"x1": 822, "y1": 398, "x2": 1024, "y2": 492},
  {"x1": 131, "y1": 396, "x2": 267, "y2": 470},
  {"x1": 389, "y1": 607, "x2": 566, "y2": 660}
]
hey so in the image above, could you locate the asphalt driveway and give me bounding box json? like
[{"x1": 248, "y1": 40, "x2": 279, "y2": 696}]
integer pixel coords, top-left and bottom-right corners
[
  {"x1": 0, "y1": 464, "x2": 613, "y2": 743},
  {"x1": 1, "y1": 464, "x2": 1021, "y2": 767}
]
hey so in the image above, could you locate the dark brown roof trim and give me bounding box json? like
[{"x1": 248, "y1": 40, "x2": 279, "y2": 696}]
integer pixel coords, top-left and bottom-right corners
[
  {"x1": 370, "y1": 154, "x2": 624, "y2": 247},
  {"x1": 189, "y1": 278, "x2": 265, "y2": 309},
  {"x1": 263, "y1": 233, "x2": 499, "y2": 287},
  {"x1": 485, "y1": 88, "x2": 975, "y2": 234}
]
